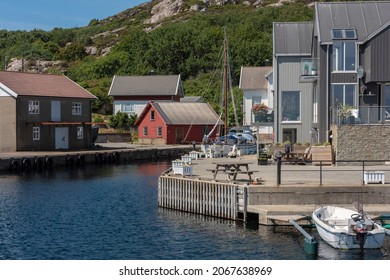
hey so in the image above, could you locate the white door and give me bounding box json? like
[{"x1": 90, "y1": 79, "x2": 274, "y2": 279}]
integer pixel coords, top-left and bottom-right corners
[
  {"x1": 55, "y1": 127, "x2": 69, "y2": 150},
  {"x1": 51, "y1": 101, "x2": 61, "y2": 121}
]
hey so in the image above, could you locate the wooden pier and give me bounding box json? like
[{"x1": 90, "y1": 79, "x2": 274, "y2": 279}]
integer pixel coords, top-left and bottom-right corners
[
  {"x1": 158, "y1": 175, "x2": 247, "y2": 220},
  {"x1": 157, "y1": 155, "x2": 390, "y2": 225}
]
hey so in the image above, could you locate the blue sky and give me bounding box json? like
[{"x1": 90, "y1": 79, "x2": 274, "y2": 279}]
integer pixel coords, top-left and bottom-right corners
[{"x1": 1, "y1": 0, "x2": 147, "y2": 31}]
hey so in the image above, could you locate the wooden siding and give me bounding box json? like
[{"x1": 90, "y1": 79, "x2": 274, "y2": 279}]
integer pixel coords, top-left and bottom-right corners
[
  {"x1": 16, "y1": 97, "x2": 93, "y2": 151},
  {"x1": 274, "y1": 56, "x2": 313, "y2": 144},
  {"x1": 331, "y1": 73, "x2": 358, "y2": 84},
  {"x1": 363, "y1": 27, "x2": 390, "y2": 83},
  {"x1": 0, "y1": 96, "x2": 17, "y2": 151},
  {"x1": 317, "y1": 44, "x2": 329, "y2": 143}
]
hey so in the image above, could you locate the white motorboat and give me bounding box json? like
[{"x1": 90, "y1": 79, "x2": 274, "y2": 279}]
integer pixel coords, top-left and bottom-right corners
[{"x1": 312, "y1": 205, "x2": 386, "y2": 249}]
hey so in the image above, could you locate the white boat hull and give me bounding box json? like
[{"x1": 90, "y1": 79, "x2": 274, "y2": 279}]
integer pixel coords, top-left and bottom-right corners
[{"x1": 312, "y1": 206, "x2": 386, "y2": 249}]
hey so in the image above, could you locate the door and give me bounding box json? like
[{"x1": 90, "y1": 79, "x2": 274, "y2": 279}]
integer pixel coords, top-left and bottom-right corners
[
  {"x1": 51, "y1": 101, "x2": 61, "y2": 121},
  {"x1": 175, "y1": 127, "x2": 184, "y2": 144},
  {"x1": 55, "y1": 127, "x2": 69, "y2": 150}
]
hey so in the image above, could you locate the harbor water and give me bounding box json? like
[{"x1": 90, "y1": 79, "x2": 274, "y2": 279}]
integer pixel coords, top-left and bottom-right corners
[{"x1": 0, "y1": 160, "x2": 388, "y2": 260}]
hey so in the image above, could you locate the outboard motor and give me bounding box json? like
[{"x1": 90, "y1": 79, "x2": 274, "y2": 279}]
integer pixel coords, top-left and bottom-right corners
[{"x1": 353, "y1": 222, "x2": 368, "y2": 250}]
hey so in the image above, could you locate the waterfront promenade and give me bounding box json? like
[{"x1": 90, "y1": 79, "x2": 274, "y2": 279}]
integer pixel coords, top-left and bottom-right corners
[{"x1": 164, "y1": 152, "x2": 390, "y2": 225}]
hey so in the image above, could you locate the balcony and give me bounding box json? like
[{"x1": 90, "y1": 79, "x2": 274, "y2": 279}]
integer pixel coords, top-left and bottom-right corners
[
  {"x1": 330, "y1": 106, "x2": 390, "y2": 125},
  {"x1": 252, "y1": 109, "x2": 274, "y2": 125},
  {"x1": 300, "y1": 58, "x2": 318, "y2": 82}
]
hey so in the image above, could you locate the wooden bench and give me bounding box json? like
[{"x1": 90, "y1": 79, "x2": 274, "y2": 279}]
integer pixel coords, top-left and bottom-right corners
[{"x1": 225, "y1": 170, "x2": 256, "y2": 182}]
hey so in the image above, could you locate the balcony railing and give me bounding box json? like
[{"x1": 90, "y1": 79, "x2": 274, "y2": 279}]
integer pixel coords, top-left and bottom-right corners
[
  {"x1": 300, "y1": 58, "x2": 319, "y2": 81},
  {"x1": 330, "y1": 106, "x2": 390, "y2": 125},
  {"x1": 252, "y1": 109, "x2": 274, "y2": 124}
]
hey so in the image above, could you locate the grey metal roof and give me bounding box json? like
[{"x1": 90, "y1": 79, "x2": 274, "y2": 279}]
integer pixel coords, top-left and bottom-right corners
[
  {"x1": 315, "y1": 1, "x2": 390, "y2": 44},
  {"x1": 180, "y1": 96, "x2": 203, "y2": 102},
  {"x1": 108, "y1": 75, "x2": 183, "y2": 97},
  {"x1": 239, "y1": 66, "x2": 272, "y2": 90},
  {"x1": 273, "y1": 22, "x2": 313, "y2": 56},
  {"x1": 153, "y1": 102, "x2": 223, "y2": 125}
]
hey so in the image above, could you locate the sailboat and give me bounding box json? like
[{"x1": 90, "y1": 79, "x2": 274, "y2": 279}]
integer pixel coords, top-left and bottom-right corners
[{"x1": 201, "y1": 29, "x2": 257, "y2": 157}]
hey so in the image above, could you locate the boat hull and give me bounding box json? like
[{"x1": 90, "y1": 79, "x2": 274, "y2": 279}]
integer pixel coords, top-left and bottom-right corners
[{"x1": 312, "y1": 206, "x2": 386, "y2": 249}]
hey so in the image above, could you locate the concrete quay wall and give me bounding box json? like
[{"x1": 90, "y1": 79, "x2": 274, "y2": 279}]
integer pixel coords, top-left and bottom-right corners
[
  {"x1": 247, "y1": 185, "x2": 390, "y2": 206},
  {"x1": 0, "y1": 146, "x2": 192, "y2": 172}
]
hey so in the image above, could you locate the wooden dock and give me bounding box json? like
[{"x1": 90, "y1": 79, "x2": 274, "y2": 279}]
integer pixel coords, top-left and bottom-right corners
[{"x1": 157, "y1": 155, "x2": 390, "y2": 225}]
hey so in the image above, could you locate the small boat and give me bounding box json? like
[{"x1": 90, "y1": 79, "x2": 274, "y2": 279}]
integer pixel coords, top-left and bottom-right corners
[{"x1": 312, "y1": 205, "x2": 386, "y2": 249}]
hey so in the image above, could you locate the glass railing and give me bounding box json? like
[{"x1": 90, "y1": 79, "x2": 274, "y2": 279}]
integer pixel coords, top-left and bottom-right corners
[
  {"x1": 300, "y1": 58, "x2": 319, "y2": 77},
  {"x1": 252, "y1": 109, "x2": 274, "y2": 124},
  {"x1": 330, "y1": 106, "x2": 390, "y2": 125}
]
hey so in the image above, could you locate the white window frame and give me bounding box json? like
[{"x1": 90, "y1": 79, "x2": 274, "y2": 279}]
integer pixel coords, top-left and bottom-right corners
[
  {"x1": 77, "y1": 126, "x2": 84, "y2": 139},
  {"x1": 313, "y1": 85, "x2": 318, "y2": 123},
  {"x1": 157, "y1": 126, "x2": 162, "y2": 137},
  {"x1": 33, "y1": 127, "x2": 40, "y2": 141},
  {"x1": 72, "y1": 102, "x2": 82, "y2": 115},
  {"x1": 150, "y1": 110, "x2": 155, "y2": 121},
  {"x1": 332, "y1": 41, "x2": 356, "y2": 72},
  {"x1": 122, "y1": 103, "x2": 135, "y2": 113},
  {"x1": 28, "y1": 101, "x2": 40, "y2": 114},
  {"x1": 281, "y1": 91, "x2": 301, "y2": 123},
  {"x1": 143, "y1": 126, "x2": 148, "y2": 136}
]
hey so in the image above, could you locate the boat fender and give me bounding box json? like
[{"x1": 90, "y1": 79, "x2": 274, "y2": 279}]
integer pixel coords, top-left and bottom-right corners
[
  {"x1": 95, "y1": 153, "x2": 104, "y2": 164},
  {"x1": 66, "y1": 156, "x2": 75, "y2": 167},
  {"x1": 45, "y1": 157, "x2": 54, "y2": 169},
  {"x1": 113, "y1": 152, "x2": 120, "y2": 164},
  {"x1": 77, "y1": 154, "x2": 85, "y2": 166},
  {"x1": 22, "y1": 158, "x2": 32, "y2": 171},
  {"x1": 105, "y1": 153, "x2": 113, "y2": 164},
  {"x1": 34, "y1": 157, "x2": 44, "y2": 171},
  {"x1": 10, "y1": 159, "x2": 20, "y2": 172}
]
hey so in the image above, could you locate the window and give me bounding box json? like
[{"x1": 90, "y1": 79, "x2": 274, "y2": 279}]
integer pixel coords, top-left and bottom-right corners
[
  {"x1": 33, "y1": 127, "x2": 40, "y2": 140},
  {"x1": 122, "y1": 104, "x2": 135, "y2": 113},
  {"x1": 331, "y1": 84, "x2": 356, "y2": 107},
  {"x1": 143, "y1": 127, "x2": 148, "y2": 136},
  {"x1": 252, "y1": 96, "x2": 262, "y2": 105},
  {"x1": 28, "y1": 101, "x2": 40, "y2": 114},
  {"x1": 313, "y1": 85, "x2": 318, "y2": 123},
  {"x1": 282, "y1": 91, "x2": 300, "y2": 122},
  {"x1": 282, "y1": 128, "x2": 297, "y2": 144},
  {"x1": 332, "y1": 29, "x2": 357, "y2": 40},
  {"x1": 157, "y1": 127, "x2": 162, "y2": 137},
  {"x1": 332, "y1": 41, "x2": 356, "y2": 71},
  {"x1": 72, "y1": 102, "x2": 82, "y2": 115},
  {"x1": 150, "y1": 110, "x2": 155, "y2": 121},
  {"x1": 77, "y1": 126, "x2": 84, "y2": 139}
]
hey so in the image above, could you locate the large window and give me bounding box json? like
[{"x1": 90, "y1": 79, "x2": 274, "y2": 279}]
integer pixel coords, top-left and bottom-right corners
[
  {"x1": 122, "y1": 104, "x2": 135, "y2": 113},
  {"x1": 385, "y1": 85, "x2": 390, "y2": 121},
  {"x1": 331, "y1": 84, "x2": 356, "y2": 107},
  {"x1": 282, "y1": 91, "x2": 300, "y2": 122},
  {"x1": 28, "y1": 101, "x2": 40, "y2": 114},
  {"x1": 332, "y1": 41, "x2": 356, "y2": 71},
  {"x1": 72, "y1": 102, "x2": 82, "y2": 115}
]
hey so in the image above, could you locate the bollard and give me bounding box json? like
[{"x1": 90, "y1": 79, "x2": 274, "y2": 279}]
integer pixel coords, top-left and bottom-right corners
[{"x1": 276, "y1": 151, "x2": 283, "y2": 185}]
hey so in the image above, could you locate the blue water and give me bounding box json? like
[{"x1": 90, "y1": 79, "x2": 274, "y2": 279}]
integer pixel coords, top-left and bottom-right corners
[{"x1": 0, "y1": 161, "x2": 388, "y2": 260}]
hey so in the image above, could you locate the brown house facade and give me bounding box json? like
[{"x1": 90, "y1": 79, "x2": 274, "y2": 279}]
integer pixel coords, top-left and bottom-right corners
[{"x1": 0, "y1": 71, "x2": 97, "y2": 151}]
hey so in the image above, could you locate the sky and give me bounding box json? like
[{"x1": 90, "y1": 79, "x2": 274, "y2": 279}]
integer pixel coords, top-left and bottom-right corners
[{"x1": 1, "y1": 0, "x2": 148, "y2": 31}]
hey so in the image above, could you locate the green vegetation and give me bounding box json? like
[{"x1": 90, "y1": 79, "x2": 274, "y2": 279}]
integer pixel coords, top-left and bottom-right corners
[{"x1": 0, "y1": 1, "x2": 314, "y2": 125}]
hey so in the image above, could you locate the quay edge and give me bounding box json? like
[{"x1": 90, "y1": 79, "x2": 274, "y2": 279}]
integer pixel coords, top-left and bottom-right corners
[{"x1": 0, "y1": 145, "x2": 192, "y2": 172}]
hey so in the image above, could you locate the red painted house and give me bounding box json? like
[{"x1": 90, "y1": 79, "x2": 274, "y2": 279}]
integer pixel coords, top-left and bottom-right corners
[{"x1": 135, "y1": 101, "x2": 223, "y2": 145}]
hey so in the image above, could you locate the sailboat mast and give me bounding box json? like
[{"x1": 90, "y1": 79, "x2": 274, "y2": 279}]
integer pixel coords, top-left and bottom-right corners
[{"x1": 223, "y1": 30, "x2": 228, "y2": 137}]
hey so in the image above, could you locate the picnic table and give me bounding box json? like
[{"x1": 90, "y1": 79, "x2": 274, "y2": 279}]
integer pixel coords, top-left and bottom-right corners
[{"x1": 209, "y1": 160, "x2": 255, "y2": 182}]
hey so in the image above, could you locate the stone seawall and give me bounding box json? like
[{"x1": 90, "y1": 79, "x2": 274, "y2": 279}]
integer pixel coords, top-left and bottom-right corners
[{"x1": 332, "y1": 125, "x2": 390, "y2": 163}]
